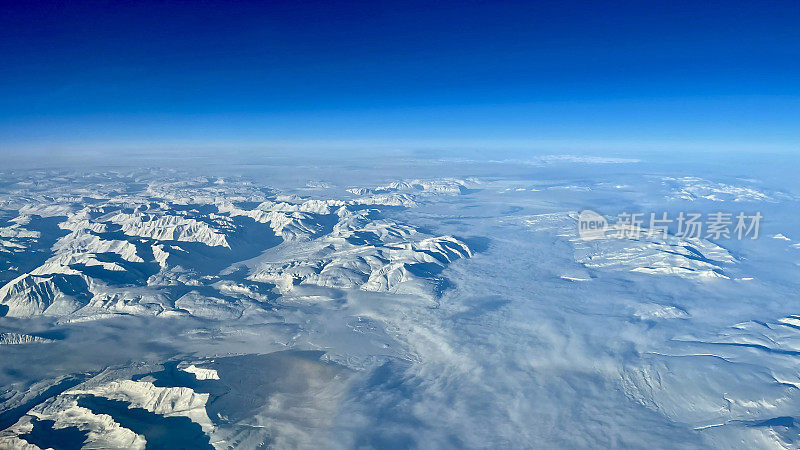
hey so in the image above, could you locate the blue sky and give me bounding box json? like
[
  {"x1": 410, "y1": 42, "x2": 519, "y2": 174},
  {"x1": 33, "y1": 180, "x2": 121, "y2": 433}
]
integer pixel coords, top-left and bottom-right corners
[{"x1": 1, "y1": 0, "x2": 798, "y2": 153}]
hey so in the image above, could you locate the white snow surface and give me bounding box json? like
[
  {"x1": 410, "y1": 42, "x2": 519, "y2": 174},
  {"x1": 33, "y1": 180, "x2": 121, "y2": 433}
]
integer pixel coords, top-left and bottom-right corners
[{"x1": 0, "y1": 154, "x2": 798, "y2": 449}]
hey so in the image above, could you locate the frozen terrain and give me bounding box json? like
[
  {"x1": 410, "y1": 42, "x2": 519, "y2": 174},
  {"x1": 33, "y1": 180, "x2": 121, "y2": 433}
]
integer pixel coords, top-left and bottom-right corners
[{"x1": 0, "y1": 150, "x2": 798, "y2": 449}]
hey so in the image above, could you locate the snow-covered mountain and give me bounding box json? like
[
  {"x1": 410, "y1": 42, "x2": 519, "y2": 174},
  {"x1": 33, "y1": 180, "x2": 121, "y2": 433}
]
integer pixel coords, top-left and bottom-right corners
[
  {"x1": 0, "y1": 154, "x2": 798, "y2": 449},
  {"x1": 0, "y1": 174, "x2": 474, "y2": 320}
]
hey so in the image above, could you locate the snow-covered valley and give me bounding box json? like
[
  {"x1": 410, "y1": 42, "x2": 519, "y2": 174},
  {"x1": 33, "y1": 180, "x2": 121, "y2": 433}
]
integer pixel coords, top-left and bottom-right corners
[{"x1": 0, "y1": 152, "x2": 798, "y2": 448}]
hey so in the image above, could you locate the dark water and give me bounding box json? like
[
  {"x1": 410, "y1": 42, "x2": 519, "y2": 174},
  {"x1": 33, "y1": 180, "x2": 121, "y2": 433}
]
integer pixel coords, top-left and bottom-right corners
[
  {"x1": 20, "y1": 418, "x2": 87, "y2": 450},
  {"x1": 77, "y1": 395, "x2": 214, "y2": 450},
  {"x1": 0, "y1": 375, "x2": 87, "y2": 431}
]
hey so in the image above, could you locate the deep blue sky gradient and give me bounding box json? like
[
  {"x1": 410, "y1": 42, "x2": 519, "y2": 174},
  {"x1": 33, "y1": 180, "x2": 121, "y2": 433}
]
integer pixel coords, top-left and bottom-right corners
[{"x1": 1, "y1": 0, "x2": 798, "y2": 152}]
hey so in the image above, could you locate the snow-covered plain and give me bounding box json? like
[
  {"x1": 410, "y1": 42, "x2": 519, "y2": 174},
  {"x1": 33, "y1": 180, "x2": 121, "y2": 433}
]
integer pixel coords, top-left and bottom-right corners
[{"x1": 0, "y1": 151, "x2": 798, "y2": 448}]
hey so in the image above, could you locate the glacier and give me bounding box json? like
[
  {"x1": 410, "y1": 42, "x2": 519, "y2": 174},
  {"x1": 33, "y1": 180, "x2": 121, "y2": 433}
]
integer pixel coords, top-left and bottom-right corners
[{"x1": 0, "y1": 150, "x2": 798, "y2": 448}]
